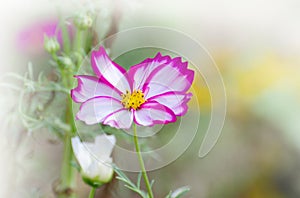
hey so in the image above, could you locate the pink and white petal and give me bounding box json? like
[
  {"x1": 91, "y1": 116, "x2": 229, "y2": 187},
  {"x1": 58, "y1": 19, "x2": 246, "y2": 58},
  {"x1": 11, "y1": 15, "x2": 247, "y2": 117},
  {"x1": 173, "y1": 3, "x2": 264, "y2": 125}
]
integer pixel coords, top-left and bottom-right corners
[
  {"x1": 71, "y1": 75, "x2": 121, "y2": 103},
  {"x1": 76, "y1": 96, "x2": 123, "y2": 125},
  {"x1": 148, "y1": 92, "x2": 192, "y2": 116},
  {"x1": 91, "y1": 46, "x2": 130, "y2": 93},
  {"x1": 141, "y1": 57, "x2": 194, "y2": 99},
  {"x1": 103, "y1": 109, "x2": 133, "y2": 129},
  {"x1": 133, "y1": 101, "x2": 176, "y2": 127},
  {"x1": 128, "y1": 53, "x2": 171, "y2": 90}
]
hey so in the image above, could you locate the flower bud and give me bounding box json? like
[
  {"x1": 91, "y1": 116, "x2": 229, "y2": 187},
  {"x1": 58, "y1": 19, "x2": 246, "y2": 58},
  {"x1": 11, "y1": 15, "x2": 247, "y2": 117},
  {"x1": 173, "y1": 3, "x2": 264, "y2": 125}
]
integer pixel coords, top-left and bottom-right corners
[
  {"x1": 44, "y1": 36, "x2": 60, "y2": 53},
  {"x1": 71, "y1": 135, "x2": 116, "y2": 188},
  {"x1": 74, "y1": 13, "x2": 93, "y2": 30},
  {"x1": 59, "y1": 56, "x2": 73, "y2": 68}
]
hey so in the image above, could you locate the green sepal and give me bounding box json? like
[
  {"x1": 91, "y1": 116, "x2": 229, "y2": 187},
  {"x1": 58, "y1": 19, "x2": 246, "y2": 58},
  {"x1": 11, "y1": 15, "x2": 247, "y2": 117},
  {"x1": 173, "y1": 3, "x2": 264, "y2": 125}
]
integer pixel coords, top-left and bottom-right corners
[{"x1": 81, "y1": 175, "x2": 104, "y2": 188}]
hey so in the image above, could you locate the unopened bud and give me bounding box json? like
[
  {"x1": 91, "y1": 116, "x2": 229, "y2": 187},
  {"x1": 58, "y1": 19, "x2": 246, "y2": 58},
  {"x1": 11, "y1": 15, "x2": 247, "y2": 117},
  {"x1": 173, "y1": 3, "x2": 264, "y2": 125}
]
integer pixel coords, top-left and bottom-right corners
[
  {"x1": 44, "y1": 36, "x2": 60, "y2": 53},
  {"x1": 71, "y1": 135, "x2": 115, "y2": 188},
  {"x1": 60, "y1": 56, "x2": 73, "y2": 68},
  {"x1": 74, "y1": 13, "x2": 93, "y2": 30}
]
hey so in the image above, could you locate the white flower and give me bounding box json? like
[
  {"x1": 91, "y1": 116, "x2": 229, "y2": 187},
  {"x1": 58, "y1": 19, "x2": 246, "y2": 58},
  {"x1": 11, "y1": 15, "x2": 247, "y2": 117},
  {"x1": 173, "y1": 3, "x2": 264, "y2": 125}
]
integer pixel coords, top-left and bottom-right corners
[{"x1": 71, "y1": 134, "x2": 116, "y2": 187}]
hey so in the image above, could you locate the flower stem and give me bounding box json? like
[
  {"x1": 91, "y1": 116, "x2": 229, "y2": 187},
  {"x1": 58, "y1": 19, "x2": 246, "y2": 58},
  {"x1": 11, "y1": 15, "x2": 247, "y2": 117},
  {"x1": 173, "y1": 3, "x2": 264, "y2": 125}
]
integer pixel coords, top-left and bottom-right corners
[
  {"x1": 133, "y1": 124, "x2": 154, "y2": 198},
  {"x1": 54, "y1": 51, "x2": 77, "y2": 197},
  {"x1": 74, "y1": 29, "x2": 83, "y2": 52},
  {"x1": 58, "y1": 96, "x2": 77, "y2": 198},
  {"x1": 60, "y1": 20, "x2": 71, "y2": 55},
  {"x1": 88, "y1": 187, "x2": 96, "y2": 198},
  {"x1": 59, "y1": 134, "x2": 76, "y2": 198}
]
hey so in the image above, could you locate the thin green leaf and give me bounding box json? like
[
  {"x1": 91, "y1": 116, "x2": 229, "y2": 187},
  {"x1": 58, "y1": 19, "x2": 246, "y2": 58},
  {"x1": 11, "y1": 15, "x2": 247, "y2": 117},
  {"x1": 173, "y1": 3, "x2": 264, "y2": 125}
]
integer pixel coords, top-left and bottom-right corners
[
  {"x1": 165, "y1": 191, "x2": 172, "y2": 198},
  {"x1": 137, "y1": 171, "x2": 142, "y2": 189},
  {"x1": 114, "y1": 167, "x2": 135, "y2": 187},
  {"x1": 170, "y1": 186, "x2": 190, "y2": 198},
  {"x1": 124, "y1": 185, "x2": 143, "y2": 196},
  {"x1": 115, "y1": 176, "x2": 130, "y2": 185},
  {"x1": 150, "y1": 179, "x2": 155, "y2": 188},
  {"x1": 114, "y1": 165, "x2": 147, "y2": 198}
]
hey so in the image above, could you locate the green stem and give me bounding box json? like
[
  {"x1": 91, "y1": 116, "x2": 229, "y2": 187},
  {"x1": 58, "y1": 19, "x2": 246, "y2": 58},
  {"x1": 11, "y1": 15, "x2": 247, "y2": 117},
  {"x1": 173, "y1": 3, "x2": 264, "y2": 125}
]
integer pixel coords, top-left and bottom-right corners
[
  {"x1": 58, "y1": 96, "x2": 77, "y2": 198},
  {"x1": 51, "y1": 53, "x2": 66, "y2": 86},
  {"x1": 74, "y1": 29, "x2": 83, "y2": 52},
  {"x1": 59, "y1": 135, "x2": 76, "y2": 198},
  {"x1": 88, "y1": 187, "x2": 96, "y2": 198},
  {"x1": 133, "y1": 124, "x2": 154, "y2": 198},
  {"x1": 60, "y1": 20, "x2": 71, "y2": 55},
  {"x1": 53, "y1": 51, "x2": 77, "y2": 197},
  {"x1": 50, "y1": 21, "x2": 78, "y2": 197},
  {"x1": 73, "y1": 29, "x2": 85, "y2": 69}
]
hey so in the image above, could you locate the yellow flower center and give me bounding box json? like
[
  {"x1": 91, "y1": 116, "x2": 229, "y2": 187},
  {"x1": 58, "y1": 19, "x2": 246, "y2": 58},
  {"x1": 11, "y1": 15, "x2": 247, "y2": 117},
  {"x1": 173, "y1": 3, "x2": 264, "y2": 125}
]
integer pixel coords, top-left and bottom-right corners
[{"x1": 121, "y1": 90, "x2": 146, "y2": 110}]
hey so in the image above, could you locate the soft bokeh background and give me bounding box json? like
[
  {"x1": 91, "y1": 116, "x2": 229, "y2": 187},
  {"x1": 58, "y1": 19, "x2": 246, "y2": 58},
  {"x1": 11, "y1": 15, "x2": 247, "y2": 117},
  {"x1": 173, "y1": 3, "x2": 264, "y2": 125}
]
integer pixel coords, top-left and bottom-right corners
[{"x1": 1, "y1": 0, "x2": 300, "y2": 197}]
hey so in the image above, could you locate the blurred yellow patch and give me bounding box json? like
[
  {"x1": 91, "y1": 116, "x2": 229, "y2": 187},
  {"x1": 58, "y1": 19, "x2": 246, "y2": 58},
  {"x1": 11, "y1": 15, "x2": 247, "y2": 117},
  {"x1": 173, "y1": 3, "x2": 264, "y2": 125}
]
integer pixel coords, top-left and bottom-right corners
[
  {"x1": 235, "y1": 54, "x2": 286, "y2": 103},
  {"x1": 190, "y1": 70, "x2": 211, "y2": 111}
]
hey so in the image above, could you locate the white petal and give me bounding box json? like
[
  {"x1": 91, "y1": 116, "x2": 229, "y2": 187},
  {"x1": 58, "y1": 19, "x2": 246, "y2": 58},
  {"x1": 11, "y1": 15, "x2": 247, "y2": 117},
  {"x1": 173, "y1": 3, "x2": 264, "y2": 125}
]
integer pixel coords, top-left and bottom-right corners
[
  {"x1": 71, "y1": 75, "x2": 121, "y2": 103},
  {"x1": 71, "y1": 137, "x2": 92, "y2": 171},
  {"x1": 84, "y1": 160, "x2": 113, "y2": 181},
  {"x1": 133, "y1": 101, "x2": 176, "y2": 126},
  {"x1": 103, "y1": 109, "x2": 133, "y2": 129},
  {"x1": 91, "y1": 47, "x2": 130, "y2": 93},
  {"x1": 76, "y1": 96, "x2": 123, "y2": 125},
  {"x1": 149, "y1": 92, "x2": 192, "y2": 116},
  {"x1": 128, "y1": 53, "x2": 169, "y2": 90},
  {"x1": 92, "y1": 134, "x2": 116, "y2": 159},
  {"x1": 94, "y1": 159, "x2": 114, "y2": 182},
  {"x1": 72, "y1": 135, "x2": 116, "y2": 182},
  {"x1": 144, "y1": 63, "x2": 193, "y2": 98}
]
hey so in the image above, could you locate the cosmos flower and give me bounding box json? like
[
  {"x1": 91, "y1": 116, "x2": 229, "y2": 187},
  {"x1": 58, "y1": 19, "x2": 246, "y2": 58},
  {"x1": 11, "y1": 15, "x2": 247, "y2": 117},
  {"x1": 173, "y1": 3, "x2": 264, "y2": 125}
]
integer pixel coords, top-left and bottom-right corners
[
  {"x1": 71, "y1": 134, "x2": 116, "y2": 186},
  {"x1": 71, "y1": 46, "x2": 194, "y2": 129}
]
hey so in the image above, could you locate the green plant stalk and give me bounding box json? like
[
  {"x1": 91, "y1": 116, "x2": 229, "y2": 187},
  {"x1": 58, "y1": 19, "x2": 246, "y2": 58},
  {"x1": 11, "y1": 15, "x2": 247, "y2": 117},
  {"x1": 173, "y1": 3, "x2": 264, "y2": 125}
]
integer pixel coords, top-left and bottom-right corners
[
  {"x1": 59, "y1": 139, "x2": 75, "y2": 198},
  {"x1": 58, "y1": 96, "x2": 77, "y2": 198},
  {"x1": 51, "y1": 18, "x2": 78, "y2": 197},
  {"x1": 60, "y1": 21, "x2": 71, "y2": 55},
  {"x1": 74, "y1": 29, "x2": 83, "y2": 52},
  {"x1": 58, "y1": 22, "x2": 89, "y2": 197},
  {"x1": 74, "y1": 28, "x2": 87, "y2": 70},
  {"x1": 133, "y1": 124, "x2": 154, "y2": 198},
  {"x1": 57, "y1": 98, "x2": 76, "y2": 197},
  {"x1": 88, "y1": 187, "x2": 96, "y2": 198},
  {"x1": 52, "y1": 51, "x2": 77, "y2": 197}
]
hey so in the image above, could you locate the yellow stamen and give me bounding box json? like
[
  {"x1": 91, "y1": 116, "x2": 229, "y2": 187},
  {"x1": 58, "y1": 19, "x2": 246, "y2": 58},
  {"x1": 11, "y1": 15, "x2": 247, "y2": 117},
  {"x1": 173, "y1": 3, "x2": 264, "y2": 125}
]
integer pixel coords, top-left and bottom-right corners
[{"x1": 121, "y1": 90, "x2": 146, "y2": 110}]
